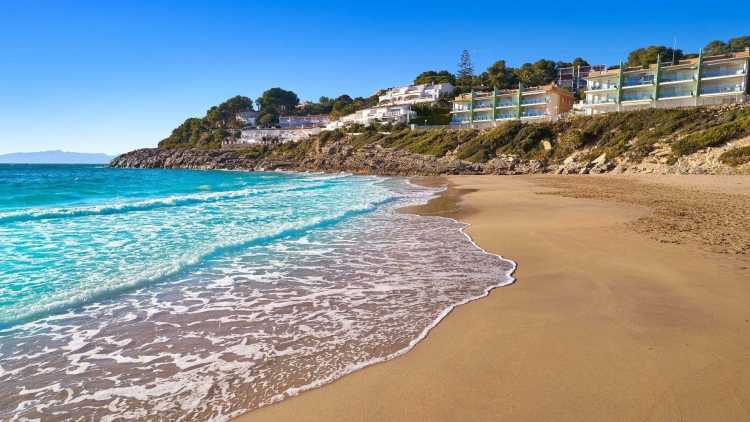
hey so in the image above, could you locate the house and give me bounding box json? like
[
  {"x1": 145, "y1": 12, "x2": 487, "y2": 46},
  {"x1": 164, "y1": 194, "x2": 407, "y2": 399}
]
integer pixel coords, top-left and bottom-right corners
[
  {"x1": 236, "y1": 110, "x2": 260, "y2": 126},
  {"x1": 377, "y1": 82, "x2": 454, "y2": 106},
  {"x1": 330, "y1": 82, "x2": 453, "y2": 128},
  {"x1": 278, "y1": 114, "x2": 330, "y2": 129},
  {"x1": 579, "y1": 48, "x2": 749, "y2": 115},
  {"x1": 450, "y1": 83, "x2": 574, "y2": 127}
]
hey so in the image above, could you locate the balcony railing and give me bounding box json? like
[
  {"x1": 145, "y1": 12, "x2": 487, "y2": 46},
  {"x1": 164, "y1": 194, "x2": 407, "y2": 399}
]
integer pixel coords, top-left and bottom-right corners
[
  {"x1": 521, "y1": 98, "x2": 546, "y2": 105},
  {"x1": 701, "y1": 85, "x2": 744, "y2": 95},
  {"x1": 702, "y1": 67, "x2": 747, "y2": 78},
  {"x1": 588, "y1": 83, "x2": 617, "y2": 91},
  {"x1": 622, "y1": 94, "x2": 653, "y2": 102},
  {"x1": 587, "y1": 98, "x2": 617, "y2": 104},
  {"x1": 661, "y1": 73, "x2": 695, "y2": 83},
  {"x1": 623, "y1": 76, "x2": 654, "y2": 87}
]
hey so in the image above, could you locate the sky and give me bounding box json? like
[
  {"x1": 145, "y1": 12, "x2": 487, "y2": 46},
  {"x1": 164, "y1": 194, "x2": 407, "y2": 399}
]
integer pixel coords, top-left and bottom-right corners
[{"x1": 0, "y1": 0, "x2": 747, "y2": 155}]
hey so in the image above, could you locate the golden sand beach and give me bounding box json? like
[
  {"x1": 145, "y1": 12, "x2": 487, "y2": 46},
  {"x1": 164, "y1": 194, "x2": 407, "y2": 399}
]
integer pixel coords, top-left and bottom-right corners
[{"x1": 239, "y1": 174, "x2": 750, "y2": 422}]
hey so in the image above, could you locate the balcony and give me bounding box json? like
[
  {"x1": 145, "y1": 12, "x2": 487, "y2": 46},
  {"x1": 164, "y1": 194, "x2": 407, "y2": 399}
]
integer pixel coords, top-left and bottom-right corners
[
  {"x1": 621, "y1": 94, "x2": 653, "y2": 102},
  {"x1": 521, "y1": 98, "x2": 546, "y2": 105},
  {"x1": 496, "y1": 101, "x2": 515, "y2": 108},
  {"x1": 586, "y1": 98, "x2": 617, "y2": 105},
  {"x1": 623, "y1": 76, "x2": 654, "y2": 87},
  {"x1": 702, "y1": 66, "x2": 747, "y2": 79},
  {"x1": 701, "y1": 85, "x2": 744, "y2": 95},
  {"x1": 660, "y1": 73, "x2": 695, "y2": 83},
  {"x1": 522, "y1": 109, "x2": 546, "y2": 118},
  {"x1": 587, "y1": 83, "x2": 617, "y2": 91}
]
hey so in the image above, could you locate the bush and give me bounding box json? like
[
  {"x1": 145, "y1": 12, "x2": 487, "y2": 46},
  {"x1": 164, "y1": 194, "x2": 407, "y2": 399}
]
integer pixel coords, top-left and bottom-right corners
[
  {"x1": 719, "y1": 146, "x2": 750, "y2": 166},
  {"x1": 671, "y1": 120, "x2": 749, "y2": 157}
]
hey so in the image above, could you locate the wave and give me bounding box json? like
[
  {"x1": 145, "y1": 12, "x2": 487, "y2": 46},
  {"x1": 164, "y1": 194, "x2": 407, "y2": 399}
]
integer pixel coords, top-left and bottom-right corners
[
  {"x1": 228, "y1": 185, "x2": 518, "y2": 420},
  {"x1": 0, "y1": 192, "x2": 398, "y2": 328},
  {"x1": 0, "y1": 182, "x2": 330, "y2": 225}
]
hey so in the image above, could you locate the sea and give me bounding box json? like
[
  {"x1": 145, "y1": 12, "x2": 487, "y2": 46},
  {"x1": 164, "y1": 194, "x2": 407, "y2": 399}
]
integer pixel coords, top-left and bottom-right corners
[{"x1": 0, "y1": 164, "x2": 515, "y2": 421}]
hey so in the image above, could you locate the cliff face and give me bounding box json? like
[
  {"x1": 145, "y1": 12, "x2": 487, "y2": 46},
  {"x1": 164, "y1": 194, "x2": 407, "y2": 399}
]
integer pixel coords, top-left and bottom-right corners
[
  {"x1": 112, "y1": 105, "x2": 750, "y2": 176},
  {"x1": 111, "y1": 140, "x2": 545, "y2": 176}
]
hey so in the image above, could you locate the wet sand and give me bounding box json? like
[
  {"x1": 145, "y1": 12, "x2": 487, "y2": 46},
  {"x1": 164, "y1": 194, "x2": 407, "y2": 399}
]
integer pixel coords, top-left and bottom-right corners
[{"x1": 239, "y1": 175, "x2": 750, "y2": 422}]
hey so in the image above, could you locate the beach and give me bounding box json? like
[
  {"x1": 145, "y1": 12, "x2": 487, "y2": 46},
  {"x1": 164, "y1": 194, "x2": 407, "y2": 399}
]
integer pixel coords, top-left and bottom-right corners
[{"x1": 240, "y1": 174, "x2": 750, "y2": 422}]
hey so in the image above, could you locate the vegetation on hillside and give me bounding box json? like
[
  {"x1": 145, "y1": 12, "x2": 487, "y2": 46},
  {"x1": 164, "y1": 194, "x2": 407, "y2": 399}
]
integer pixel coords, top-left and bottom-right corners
[
  {"x1": 320, "y1": 106, "x2": 750, "y2": 166},
  {"x1": 158, "y1": 96, "x2": 251, "y2": 149},
  {"x1": 719, "y1": 146, "x2": 750, "y2": 167}
]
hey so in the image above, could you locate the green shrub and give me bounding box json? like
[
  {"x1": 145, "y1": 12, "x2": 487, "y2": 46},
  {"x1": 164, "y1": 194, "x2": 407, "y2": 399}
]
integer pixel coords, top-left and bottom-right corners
[
  {"x1": 719, "y1": 146, "x2": 750, "y2": 166},
  {"x1": 671, "y1": 120, "x2": 749, "y2": 157}
]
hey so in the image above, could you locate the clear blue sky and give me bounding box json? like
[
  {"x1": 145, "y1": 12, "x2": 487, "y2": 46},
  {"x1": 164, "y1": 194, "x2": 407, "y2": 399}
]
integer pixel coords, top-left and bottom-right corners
[{"x1": 0, "y1": 0, "x2": 746, "y2": 155}]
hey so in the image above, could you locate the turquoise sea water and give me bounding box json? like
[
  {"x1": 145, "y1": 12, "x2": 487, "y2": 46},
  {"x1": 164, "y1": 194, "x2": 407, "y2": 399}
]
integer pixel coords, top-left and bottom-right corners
[
  {"x1": 0, "y1": 165, "x2": 396, "y2": 326},
  {"x1": 0, "y1": 165, "x2": 515, "y2": 420}
]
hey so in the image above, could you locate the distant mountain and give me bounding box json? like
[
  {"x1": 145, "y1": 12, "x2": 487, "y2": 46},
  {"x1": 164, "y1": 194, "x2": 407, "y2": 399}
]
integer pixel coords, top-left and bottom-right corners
[{"x1": 0, "y1": 150, "x2": 115, "y2": 164}]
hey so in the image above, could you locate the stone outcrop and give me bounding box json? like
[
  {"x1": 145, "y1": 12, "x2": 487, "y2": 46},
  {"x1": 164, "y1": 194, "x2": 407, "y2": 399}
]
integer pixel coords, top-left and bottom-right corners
[{"x1": 111, "y1": 133, "x2": 750, "y2": 176}]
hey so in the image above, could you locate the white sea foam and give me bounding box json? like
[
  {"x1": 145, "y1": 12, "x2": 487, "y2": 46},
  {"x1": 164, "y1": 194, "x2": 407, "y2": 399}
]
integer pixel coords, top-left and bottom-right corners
[{"x1": 0, "y1": 176, "x2": 516, "y2": 421}]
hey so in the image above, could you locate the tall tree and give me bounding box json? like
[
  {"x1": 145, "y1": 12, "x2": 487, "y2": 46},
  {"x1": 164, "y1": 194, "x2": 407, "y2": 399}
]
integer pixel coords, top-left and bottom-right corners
[
  {"x1": 256, "y1": 88, "x2": 299, "y2": 114},
  {"x1": 414, "y1": 70, "x2": 456, "y2": 85},
  {"x1": 728, "y1": 35, "x2": 750, "y2": 51},
  {"x1": 481, "y1": 60, "x2": 517, "y2": 89},
  {"x1": 457, "y1": 50, "x2": 474, "y2": 90},
  {"x1": 703, "y1": 40, "x2": 730, "y2": 56},
  {"x1": 626, "y1": 46, "x2": 683, "y2": 67}
]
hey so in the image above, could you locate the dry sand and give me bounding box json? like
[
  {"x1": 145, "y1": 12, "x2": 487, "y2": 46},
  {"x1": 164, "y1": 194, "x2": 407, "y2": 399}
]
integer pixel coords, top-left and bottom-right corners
[{"x1": 239, "y1": 175, "x2": 750, "y2": 422}]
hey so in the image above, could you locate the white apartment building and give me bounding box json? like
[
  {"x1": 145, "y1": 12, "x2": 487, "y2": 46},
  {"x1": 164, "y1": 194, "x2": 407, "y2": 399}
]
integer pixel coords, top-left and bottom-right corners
[
  {"x1": 327, "y1": 104, "x2": 414, "y2": 129},
  {"x1": 330, "y1": 82, "x2": 453, "y2": 128},
  {"x1": 580, "y1": 48, "x2": 749, "y2": 115},
  {"x1": 377, "y1": 82, "x2": 455, "y2": 106}
]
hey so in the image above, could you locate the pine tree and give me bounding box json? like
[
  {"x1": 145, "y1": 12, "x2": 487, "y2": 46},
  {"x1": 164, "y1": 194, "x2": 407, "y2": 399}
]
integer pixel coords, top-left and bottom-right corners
[{"x1": 457, "y1": 49, "x2": 474, "y2": 90}]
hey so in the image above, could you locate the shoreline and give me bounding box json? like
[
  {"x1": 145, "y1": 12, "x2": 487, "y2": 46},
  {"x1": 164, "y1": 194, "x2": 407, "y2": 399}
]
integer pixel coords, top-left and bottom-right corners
[{"x1": 240, "y1": 174, "x2": 750, "y2": 422}]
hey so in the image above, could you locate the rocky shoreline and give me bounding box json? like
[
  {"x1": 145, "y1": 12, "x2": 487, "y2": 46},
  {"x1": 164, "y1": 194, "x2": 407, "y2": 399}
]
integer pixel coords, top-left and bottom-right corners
[{"x1": 111, "y1": 130, "x2": 750, "y2": 176}]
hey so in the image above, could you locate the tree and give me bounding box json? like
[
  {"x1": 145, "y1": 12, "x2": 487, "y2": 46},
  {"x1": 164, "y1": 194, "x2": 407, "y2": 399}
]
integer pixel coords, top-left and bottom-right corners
[
  {"x1": 626, "y1": 46, "x2": 683, "y2": 67},
  {"x1": 204, "y1": 95, "x2": 253, "y2": 129},
  {"x1": 728, "y1": 36, "x2": 750, "y2": 51},
  {"x1": 256, "y1": 87, "x2": 299, "y2": 115},
  {"x1": 414, "y1": 70, "x2": 456, "y2": 85},
  {"x1": 514, "y1": 59, "x2": 558, "y2": 86},
  {"x1": 481, "y1": 60, "x2": 517, "y2": 89},
  {"x1": 703, "y1": 40, "x2": 729, "y2": 56},
  {"x1": 457, "y1": 50, "x2": 474, "y2": 90},
  {"x1": 256, "y1": 113, "x2": 277, "y2": 128}
]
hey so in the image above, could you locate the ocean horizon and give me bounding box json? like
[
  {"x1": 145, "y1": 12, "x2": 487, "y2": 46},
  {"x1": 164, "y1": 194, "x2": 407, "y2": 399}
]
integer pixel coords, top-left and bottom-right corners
[{"x1": 0, "y1": 164, "x2": 515, "y2": 420}]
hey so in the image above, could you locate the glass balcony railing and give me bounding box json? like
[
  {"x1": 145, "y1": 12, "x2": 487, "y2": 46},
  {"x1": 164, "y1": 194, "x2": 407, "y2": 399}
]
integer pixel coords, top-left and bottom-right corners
[
  {"x1": 701, "y1": 85, "x2": 743, "y2": 95},
  {"x1": 623, "y1": 76, "x2": 654, "y2": 87},
  {"x1": 702, "y1": 67, "x2": 746, "y2": 78},
  {"x1": 496, "y1": 101, "x2": 514, "y2": 107},
  {"x1": 661, "y1": 73, "x2": 695, "y2": 83},
  {"x1": 658, "y1": 90, "x2": 693, "y2": 99},
  {"x1": 588, "y1": 83, "x2": 617, "y2": 90},
  {"x1": 622, "y1": 94, "x2": 652, "y2": 102},
  {"x1": 522, "y1": 109, "x2": 545, "y2": 117},
  {"x1": 473, "y1": 102, "x2": 493, "y2": 109},
  {"x1": 587, "y1": 98, "x2": 617, "y2": 104},
  {"x1": 521, "y1": 98, "x2": 546, "y2": 105},
  {"x1": 497, "y1": 113, "x2": 515, "y2": 120}
]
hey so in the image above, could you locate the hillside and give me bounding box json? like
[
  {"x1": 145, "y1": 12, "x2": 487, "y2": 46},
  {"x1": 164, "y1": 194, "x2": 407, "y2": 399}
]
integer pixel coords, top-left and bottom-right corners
[{"x1": 113, "y1": 105, "x2": 750, "y2": 175}]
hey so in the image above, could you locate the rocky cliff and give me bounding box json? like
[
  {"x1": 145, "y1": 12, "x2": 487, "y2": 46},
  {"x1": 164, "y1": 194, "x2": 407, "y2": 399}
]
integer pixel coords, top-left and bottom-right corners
[{"x1": 112, "y1": 105, "x2": 750, "y2": 176}]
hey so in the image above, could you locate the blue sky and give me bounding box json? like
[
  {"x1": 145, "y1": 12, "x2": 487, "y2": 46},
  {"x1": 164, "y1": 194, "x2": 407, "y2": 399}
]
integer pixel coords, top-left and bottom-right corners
[{"x1": 0, "y1": 0, "x2": 746, "y2": 155}]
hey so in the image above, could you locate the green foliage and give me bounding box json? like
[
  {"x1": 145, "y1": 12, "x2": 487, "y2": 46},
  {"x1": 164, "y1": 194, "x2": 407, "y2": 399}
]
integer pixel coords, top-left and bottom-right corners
[
  {"x1": 719, "y1": 146, "x2": 750, "y2": 167},
  {"x1": 704, "y1": 40, "x2": 730, "y2": 56},
  {"x1": 457, "y1": 50, "x2": 474, "y2": 91},
  {"x1": 703, "y1": 35, "x2": 750, "y2": 56},
  {"x1": 411, "y1": 103, "x2": 452, "y2": 126},
  {"x1": 414, "y1": 70, "x2": 456, "y2": 85},
  {"x1": 158, "y1": 96, "x2": 253, "y2": 149},
  {"x1": 626, "y1": 45, "x2": 682, "y2": 67},
  {"x1": 256, "y1": 88, "x2": 299, "y2": 115},
  {"x1": 671, "y1": 114, "x2": 750, "y2": 157}
]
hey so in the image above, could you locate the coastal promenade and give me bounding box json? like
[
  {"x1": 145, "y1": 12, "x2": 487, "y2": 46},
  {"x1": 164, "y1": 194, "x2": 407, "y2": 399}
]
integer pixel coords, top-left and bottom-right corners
[{"x1": 241, "y1": 174, "x2": 750, "y2": 422}]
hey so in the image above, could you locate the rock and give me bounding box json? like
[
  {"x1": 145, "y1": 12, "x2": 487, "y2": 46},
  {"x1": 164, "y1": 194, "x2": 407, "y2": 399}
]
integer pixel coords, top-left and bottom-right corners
[
  {"x1": 542, "y1": 140, "x2": 552, "y2": 151},
  {"x1": 591, "y1": 153, "x2": 607, "y2": 166}
]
